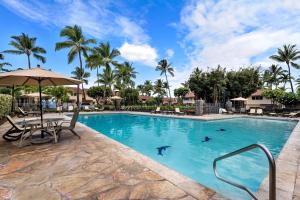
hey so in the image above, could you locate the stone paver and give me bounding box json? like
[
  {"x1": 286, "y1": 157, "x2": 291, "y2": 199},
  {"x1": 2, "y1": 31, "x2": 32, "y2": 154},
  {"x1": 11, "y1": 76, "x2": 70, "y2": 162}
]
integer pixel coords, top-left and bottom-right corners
[{"x1": 0, "y1": 114, "x2": 215, "y2": 200}]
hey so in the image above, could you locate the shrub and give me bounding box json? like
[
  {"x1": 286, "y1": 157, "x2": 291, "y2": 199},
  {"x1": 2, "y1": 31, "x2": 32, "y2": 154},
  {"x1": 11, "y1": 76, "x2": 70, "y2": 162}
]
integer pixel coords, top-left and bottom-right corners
[{"x1": 0, "y1": 94, "x2": 12, "y2": 118}]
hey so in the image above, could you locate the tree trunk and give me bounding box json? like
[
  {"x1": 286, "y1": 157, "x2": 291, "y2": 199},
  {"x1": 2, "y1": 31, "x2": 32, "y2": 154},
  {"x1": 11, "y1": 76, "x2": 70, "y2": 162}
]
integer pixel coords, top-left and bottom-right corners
[
  {"x1": 287, "y1": 62, "x2": 294, "y2": 93},
  {"x1": 76, "y1": 85, "x2": 80, "y2": 107},
  {"x1": 82, "y1": 83, "x2": 86, "y2": 102},
  {"x1": 78, "y1": 50, "x2": 86, "y2": 100},
  {"x1": 164, "y1": 72, "x2": 172, "y2": 105},
  {"x1": 27, "y1": 54, "x2": 31, "y2": 69},
  {"x1": 97, "y1": 66, "x2": 99, "y2": 86}
]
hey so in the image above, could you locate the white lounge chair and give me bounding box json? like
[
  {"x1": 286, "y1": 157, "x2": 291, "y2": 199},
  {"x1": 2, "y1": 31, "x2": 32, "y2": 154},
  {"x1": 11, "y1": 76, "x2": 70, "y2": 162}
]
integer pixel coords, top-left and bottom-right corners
[
  {"x1": 84, "y1": 105, "x2": 91, "y2": 111},
  {"x1": 220, "y1": 108, "x2": 228, "y2": 114},
  {"x1": 256, "y1": 108, "x2": 263, "y2": 115},
  {"x1": 151, "y1": 107, "x2": 160, "y2": 114},
  {"x1": 68, "y1": 105, "x2": 74, "y2": 112},
  {"x1": 175, "y1": 108, "x2": 184, "y2": 115},
  {"x1": 284, "y1": 111, "x2": 300, "y2": 118},
  {"x1": 249, "y1": 108, "x2": 256, "y2": 115}
]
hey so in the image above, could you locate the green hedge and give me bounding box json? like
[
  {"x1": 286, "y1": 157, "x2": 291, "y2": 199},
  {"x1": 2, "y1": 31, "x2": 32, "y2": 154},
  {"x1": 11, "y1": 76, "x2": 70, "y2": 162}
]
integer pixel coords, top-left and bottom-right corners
[{"x1": 0, "y1": 94, "x2": 12, "y2": 118}]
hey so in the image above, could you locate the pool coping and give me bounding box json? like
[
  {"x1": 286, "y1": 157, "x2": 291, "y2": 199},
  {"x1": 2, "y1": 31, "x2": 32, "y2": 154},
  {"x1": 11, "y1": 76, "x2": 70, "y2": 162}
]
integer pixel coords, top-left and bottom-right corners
[{"x1": 74, "y1": 111, "x2": 300, "y2": 199}]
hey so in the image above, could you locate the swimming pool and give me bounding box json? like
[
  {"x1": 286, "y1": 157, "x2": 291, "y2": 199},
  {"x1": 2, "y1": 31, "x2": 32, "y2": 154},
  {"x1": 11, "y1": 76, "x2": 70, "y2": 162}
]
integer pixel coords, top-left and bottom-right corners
[{"x1": 77, "y1": 113, "x2": 297, "y2": 199}]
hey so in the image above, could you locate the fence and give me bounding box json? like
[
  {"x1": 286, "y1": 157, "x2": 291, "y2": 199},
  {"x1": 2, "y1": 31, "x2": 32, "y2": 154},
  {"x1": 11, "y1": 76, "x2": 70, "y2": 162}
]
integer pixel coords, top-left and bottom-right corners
[{"x1": 203, "y1": 103, "x2": 221, "y2": 114}]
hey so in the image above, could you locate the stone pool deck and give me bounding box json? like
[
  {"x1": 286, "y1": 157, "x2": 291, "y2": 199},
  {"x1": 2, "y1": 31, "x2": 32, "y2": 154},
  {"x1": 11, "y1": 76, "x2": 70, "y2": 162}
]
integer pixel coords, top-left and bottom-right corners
[{"x1": 0, "y1": 112, "x2": 300, "y2": 200}]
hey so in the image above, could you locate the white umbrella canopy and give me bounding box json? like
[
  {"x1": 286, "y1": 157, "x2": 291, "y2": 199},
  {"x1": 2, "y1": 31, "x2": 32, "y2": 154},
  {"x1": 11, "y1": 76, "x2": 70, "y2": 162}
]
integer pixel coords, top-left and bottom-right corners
[
  {"x1": 230, "y1": 97, "x2": 248, "y2": 101},
  {"x1": 0, "y1": 67, "x2": 82, "y2": 135},
  {"x1": 0, "y1": 67, "x2": 81, "y2": 86},
  {"x1": 110, "y1": 96, "x2": 123, "y2": 100},
  {"x1": 21, "y1": 92, "x2": 50, "y2": 98}
]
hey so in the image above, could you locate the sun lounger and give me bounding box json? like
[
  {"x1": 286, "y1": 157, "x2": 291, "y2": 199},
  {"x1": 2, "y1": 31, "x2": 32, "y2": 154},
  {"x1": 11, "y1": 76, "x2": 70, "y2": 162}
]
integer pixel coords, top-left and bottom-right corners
[
  {"x1": 151, "y1": 107, "x2": 160, "y2": 114},
  {"x1": 175, "y1": 108, "x2": 184, "y2": 115},
  {"x1": 256, "y1": 108, "x2": 263, "y2": 115},
  {"x1": 18, "y1": 107, "x2": 40, "y2": 117},
  {"x1": 56, "y1": 109, "x2": 80, "y2": 140},
  {"x1": 248, "y1": 108, "x2": 256, "y2": 115},
  {"x1": 68, "y1": 105, "x2": 74, "y2": 112},
  {"x1": 284, "y1": 111, "x2": 300, "y2": 118},
  {"x1": 3, "y1": 115, "x2": 32, "y2": 142},
  {"x1": 83, "y1": 105, "x2": 91, "y2": 111}
]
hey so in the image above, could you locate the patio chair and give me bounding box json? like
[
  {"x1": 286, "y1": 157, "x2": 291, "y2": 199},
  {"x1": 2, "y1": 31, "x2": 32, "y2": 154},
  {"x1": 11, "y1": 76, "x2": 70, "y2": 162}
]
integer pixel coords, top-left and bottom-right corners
[
  {"x1": 175, "y1": 108, "x2": 184, "y2": 115},
  {"x1": 220, "y1": 108, "x2": 228, "y2": 114},
  {"x1": 56, "y1": 109, "x2": 80, "y2": 140},
  {"x1": 248, "y1": 108, "x2": 256, "y2": 115},
  {"x1": 151, "y1": 107, "x2": 161, "y2": 114},
  {"x1": 83, "y1": 105, "x2": 91, "y2": 111},
  {"x1": 18, "y1": 107, "x2": 40, "y2": 117},
  {"x1": 256, "y1": 108, "x2": 263, "y2": 115},
  {"x1": 3, "y1": 115, "x2": 31, "y2": 142},
  {"x1": 68, "y1": 105, "x2": 74, "y2": 112},
  {"x1": 284, "y1": 111, "x2": 300, "y2": 118}
]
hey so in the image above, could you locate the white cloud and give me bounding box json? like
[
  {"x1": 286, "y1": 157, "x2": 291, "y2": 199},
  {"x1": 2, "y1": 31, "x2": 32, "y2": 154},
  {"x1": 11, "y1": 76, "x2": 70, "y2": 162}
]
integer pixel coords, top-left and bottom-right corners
[
  {"x1": 119, "y1": 42, "x2": 158, "y2": 66},
  {"x1": 0, "y1": 0, "x2": 150, "y2": 44},
  {"x1": 166, "y1": 49, "x2": 174, "y2": 58},
  {"x1": 115, "y1": 16, "x2": 149, "y2": 44},
  {"x1": 178, "y1": 0, "x2": 300, "y2": 72}
]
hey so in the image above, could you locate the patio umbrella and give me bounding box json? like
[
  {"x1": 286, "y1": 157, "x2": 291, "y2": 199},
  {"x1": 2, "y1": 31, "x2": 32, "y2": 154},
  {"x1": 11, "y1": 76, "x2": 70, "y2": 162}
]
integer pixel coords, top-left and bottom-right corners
[
  {"x1": 0, "y1": 67, "x2": 82, "y2": 131},
  {"x1": 230, "y1": 97, "x2": 248, "y2": 101},
  {"x1": 21, "y1": 92, "x2": 50, "y2": 98}
]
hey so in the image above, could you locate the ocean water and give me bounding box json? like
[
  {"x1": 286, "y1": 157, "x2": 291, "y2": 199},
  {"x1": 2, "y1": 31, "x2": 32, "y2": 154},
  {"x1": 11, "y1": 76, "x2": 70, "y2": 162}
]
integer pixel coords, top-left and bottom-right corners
[{"x1": 78, "y1": 114, "x2": 297, "y2": 199}]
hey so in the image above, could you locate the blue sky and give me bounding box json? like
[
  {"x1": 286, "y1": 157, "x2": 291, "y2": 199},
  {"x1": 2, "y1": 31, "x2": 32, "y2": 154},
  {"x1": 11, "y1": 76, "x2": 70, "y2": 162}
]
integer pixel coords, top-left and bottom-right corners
[{"x1": 1, "y1": 0, "x2": 300, "y2": 93}]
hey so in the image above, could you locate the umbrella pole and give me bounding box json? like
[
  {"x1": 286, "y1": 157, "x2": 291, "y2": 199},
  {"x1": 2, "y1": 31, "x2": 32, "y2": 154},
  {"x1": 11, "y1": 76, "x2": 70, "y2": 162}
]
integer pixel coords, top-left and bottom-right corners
[
  {"x1": 11, "y1": 85, "x2": 14, "y2": 113},
  {"x1": 38, "y1": 79, "x2": 44, "y2": 138}
]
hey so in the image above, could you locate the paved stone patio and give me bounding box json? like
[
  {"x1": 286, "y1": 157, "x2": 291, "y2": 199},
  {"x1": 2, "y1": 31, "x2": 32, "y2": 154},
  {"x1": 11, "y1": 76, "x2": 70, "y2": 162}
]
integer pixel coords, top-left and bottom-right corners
[
  {"x1": 1, "y1": 112, "x2": 300, "y2": 200},
  {"x1": 0, "y1": 114, "x2": 217, "y2": 200}
]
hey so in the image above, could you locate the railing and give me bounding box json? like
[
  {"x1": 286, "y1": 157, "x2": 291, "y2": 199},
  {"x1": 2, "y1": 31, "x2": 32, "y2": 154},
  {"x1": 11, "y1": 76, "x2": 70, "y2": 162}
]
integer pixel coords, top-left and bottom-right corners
[{"x1": 213, "y1": 144, "x2": 276, "y2": 200}]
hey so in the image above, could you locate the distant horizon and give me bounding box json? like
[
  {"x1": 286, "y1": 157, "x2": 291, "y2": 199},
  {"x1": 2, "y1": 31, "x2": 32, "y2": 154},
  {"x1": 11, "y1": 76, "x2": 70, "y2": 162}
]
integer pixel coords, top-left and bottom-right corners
[{"x1": 1, "y1": 0, "x2": 300, "y2": 93}]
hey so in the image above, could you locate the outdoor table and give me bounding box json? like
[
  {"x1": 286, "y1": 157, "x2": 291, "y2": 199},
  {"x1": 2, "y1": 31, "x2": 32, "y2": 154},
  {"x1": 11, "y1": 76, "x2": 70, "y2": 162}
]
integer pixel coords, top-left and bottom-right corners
[{"x1": 23, "y1": 117, "x2": 65, "y2": 144}]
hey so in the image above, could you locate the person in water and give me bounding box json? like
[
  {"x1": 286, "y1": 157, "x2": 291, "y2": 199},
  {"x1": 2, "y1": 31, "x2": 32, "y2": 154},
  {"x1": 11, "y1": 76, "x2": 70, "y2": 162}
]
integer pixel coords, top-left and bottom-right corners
[
  {"x1": 157, "y1": 145, "x2": 171, "y2": 156},
  {"x1": 202, "y1": 136, "x2": 211, "y2": 142},
  {"x1": 217, "y1": 128, "x2": 226, "y2": 131}
]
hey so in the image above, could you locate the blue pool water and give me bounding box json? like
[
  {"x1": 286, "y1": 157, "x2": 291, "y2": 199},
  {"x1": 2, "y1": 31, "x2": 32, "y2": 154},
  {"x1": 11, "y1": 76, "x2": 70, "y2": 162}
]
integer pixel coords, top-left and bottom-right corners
[{"x1": 77, "y1": 114, "x2": 297, "y2": 199}]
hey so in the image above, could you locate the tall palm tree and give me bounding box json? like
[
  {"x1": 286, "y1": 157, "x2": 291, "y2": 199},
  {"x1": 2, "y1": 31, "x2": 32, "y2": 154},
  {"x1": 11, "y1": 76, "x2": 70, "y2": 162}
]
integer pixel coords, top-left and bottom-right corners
[
  {"x1": 55, "y1": 25, "x2": 96, "y2": 105},
  {"x1": 265, "y1": 64, "x2": 284, "y2": 89},
  {"x1": 115, "y1": 62, "x2": 137, "y2": 89},
  {"x1": 156, "y1": 59, "x2": 174, "y2": 101},
  {"x1": 0, "y1": 53, "x2": 11, "y2": 72},
  {"x1": 97, "y1": 66, "x2": 115, "y2": 98},
  {"x1": 71, "y1": 66, "x2": 90, "y2": 101},
  {"x1": 97, "y1": 42, "x2": 120, "y2": 70},
  {"x1": 270, "y1": 44, "x2": 300, "y2": 93},
  {"x1": 143, "y1": 80, "x2": 153, "y2": 96},
  {"x1": 153, "y1": 79, "x2": 167, "y2": 97},
  {"x1": 279, "y1": 71, "x2": 290, "y2": 90},
  {"x1": 4, "y1": 33, "x2": 46, "y2": 69},
  {"x1": 86, "y1": 46, "x2": 103, "y2": 86}
]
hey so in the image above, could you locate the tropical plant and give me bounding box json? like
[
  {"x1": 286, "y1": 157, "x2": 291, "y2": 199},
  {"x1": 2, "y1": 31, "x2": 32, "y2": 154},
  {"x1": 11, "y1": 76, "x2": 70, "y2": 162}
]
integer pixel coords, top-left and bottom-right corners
[
  {"x1": 97, "y1": 42, "x2": 120, "y2": 70},
  {"x1": 0, "y1": 53, "x2": 11, "y2": 72},
  {"x1": 44, "y1": 86, "x2": 70, "y2": 107},
  {"x1": 71, "y1": 66, "x2": 90, "y2": 100},
  {"x1": 87, "y1": 86, "x2": 110, "y2": 105},
  {"x1": 156, "y1": 59, "x2": 174, "y2": 101},
  {"x1": 153, "y1": 79, "x2": 167, "y2": 98},
  {"x1": 97, "y1": 66, "x2": 115, "y2": 97},
  {"x1": 55, "y1": 25, "x2": 96, "y2": 104},
  {"x1": 263, "y1": 64, "x2": 284, "y2": 89},
  {"x1": 143, "y1": 80, "x2": 153, "y2": 96},
  {"x1": 115, "y1": 62, "x2": 137, "y2": 89},
  {"x1": 4, "y1": 33, "x2": 46, "y2": 69},
  {"x1": 270, "y1": 44, "x2": 300, "y2": 93},
  {"x1": 86, "y1": 46, "x2": 103, "y2": 85},
  {"x1": 121, "y1": 88, "x2": 139, "y2": 105}
]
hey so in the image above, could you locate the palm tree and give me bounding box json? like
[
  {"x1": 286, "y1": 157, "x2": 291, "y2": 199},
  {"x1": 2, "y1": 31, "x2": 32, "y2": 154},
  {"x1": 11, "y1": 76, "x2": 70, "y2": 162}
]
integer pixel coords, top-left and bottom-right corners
[
  {"x1": 156, "y1": 59, "x2": 174, "y2": 101},
  {"x1": 279, "y1": 71, "x2": 290, "y2": 90},
  {"x1": 0, "y1": 53, "x2": 11, "y2": 72},
  {"x1": 270, "y1": 44, "x2": 300, "y2": 93},
  {"x1": 115, "y1": 62, "x2": 137, "y2": 89},
  {"x1": 71, "y1": 66, "x2": 90, "y2": 101},
  {"x1": 55, "y1": 25, "x2": 96, "y2": 105},
  {"x1": 97, "y1": 66, "x2": 115, "y2": 98},
  {"x1": 143, "y1": 80, "x2": 153, "y2": 96},
  {"x1": 86, "y1": 46, "x2": 103, "y2": 86},
  {"x1": 97, "y1": 42, "x2": 120, "y2": 70},
  {"x1": 264, "y1": 64, "x2": 284, "y2": 89},
  {"x1": 4, "y1": 33, "x2": 46, "y2": 69},
  {"x1": 153, "y1": 79, "x2": 167, "y2": 97}
]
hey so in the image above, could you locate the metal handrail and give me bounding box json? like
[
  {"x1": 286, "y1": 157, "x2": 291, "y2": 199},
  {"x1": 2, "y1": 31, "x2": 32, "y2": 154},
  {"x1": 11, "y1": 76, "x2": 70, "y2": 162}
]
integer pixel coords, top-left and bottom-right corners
[{"x1": 213, "y1": 144, "x2": 276, "y2": 200}]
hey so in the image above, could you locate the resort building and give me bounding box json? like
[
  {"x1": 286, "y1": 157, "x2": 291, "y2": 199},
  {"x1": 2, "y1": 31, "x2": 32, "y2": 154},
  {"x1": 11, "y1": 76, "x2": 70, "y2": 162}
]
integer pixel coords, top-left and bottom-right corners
[
  {"x1": 245, "y1": 89, "x2": 272, "y2": 109},
  {"x1": 138, "y1": 95, "x2": 151, "y2": 103},
  {"x1": 65, "y1": 87, "x2": 96, "y2": 105},
  {"x1": 183, "y1": 92, "x2": 196, "y2": 105},
  {"x1": 162, "y1": 97, "x2": 177, "y2": 105}
]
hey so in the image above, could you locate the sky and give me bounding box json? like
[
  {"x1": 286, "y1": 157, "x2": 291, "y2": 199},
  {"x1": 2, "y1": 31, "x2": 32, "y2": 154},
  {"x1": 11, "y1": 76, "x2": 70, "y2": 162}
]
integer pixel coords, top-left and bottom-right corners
[{"x1": 1, "y1": 0, "x2": 300, "y2": 94}]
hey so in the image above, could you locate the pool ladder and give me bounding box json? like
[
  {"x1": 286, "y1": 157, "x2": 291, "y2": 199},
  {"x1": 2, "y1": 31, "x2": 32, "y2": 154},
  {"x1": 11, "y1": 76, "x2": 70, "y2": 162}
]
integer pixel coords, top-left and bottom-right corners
[{"x1": 213, "y1": 144, "x2": 276, "y2": 200}]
